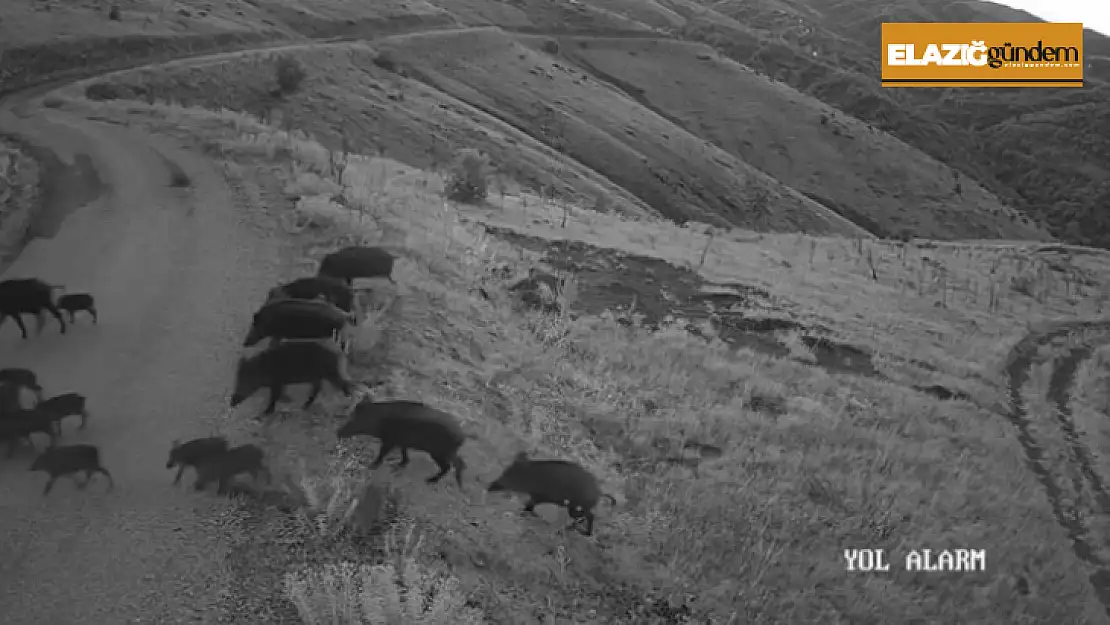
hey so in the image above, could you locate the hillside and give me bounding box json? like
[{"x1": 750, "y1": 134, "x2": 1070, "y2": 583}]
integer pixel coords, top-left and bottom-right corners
[
  {"x1": 79, "y1": 34, "x2": 865, "y2": 235},
  {"x1": 524, "y1": 34, "x2": 1046, "y2": 240},
  {"x1": 656, "y1": 0, "x2": 1110, "y2": 246},
  {"x1": 3, "y1": 0, "x2": 1098, "y2": 244}
]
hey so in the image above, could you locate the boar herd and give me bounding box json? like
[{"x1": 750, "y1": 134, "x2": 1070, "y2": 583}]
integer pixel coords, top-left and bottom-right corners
[{"x1": 0, "y1": 245, "x2": 617, "y2": 536}]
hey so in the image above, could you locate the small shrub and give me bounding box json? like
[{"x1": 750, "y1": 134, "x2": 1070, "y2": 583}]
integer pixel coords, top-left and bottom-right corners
[
  {"x1": 372, "y1": 52, "x2": 397, "y2": 72},
  {"x1": 108, "y1": 5, "x2": 121, "y2": 20},
  {"x1": 541, "y1": 39, "x2": 560, "y2": 55},
  {"x1": 444, "y1": 149, "x2": 492, "y2": 205},
  {"x1": 275, "y1": 55, "x2": 307, "y2": 95}
]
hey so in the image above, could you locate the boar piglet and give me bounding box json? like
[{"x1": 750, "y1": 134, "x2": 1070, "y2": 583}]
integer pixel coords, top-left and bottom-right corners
[
  {"x1": 36, "y1": 392, "x2": 90, "y2": 434},
  {"x1": 337, "y1": 399, "x2": 470, "y2": 487},
  {"x1": 318, "y1": 246, "x2": 395, "y2": 285},
  {"x1": 488, "y1": 451, "x2": 616, "y2": 536},
  {"x1": 193, "y1": 444, "x2": 269, "y2": 495},
  {"x1": 166, "y1": 436, "x2": 230, "y2": 485},
  {"x1": 56, "y1": 293, "x2": 98, "y2": 324},
  {"x1": 30, "y1": 444, "x2": 114, "y2": 496},
  {"x1": 230, "y1": 341, "x2": 353, "y2": 415},
  {"x1": 0, "y1": 410, "x2": 57, "y2": 457}
]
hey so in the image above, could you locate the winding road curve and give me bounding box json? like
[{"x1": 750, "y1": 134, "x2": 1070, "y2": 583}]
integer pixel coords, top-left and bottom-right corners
[{"x1": 0, "y1": 87, "x2": 287, "y2": 622}]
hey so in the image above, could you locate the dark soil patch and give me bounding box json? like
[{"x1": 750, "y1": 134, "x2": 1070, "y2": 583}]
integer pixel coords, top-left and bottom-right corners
[
  {"x1": 912, "y1": 384, "x2": 973, "y2": 402},
  {"x1": 484, "y1": 225, "x2": 879, "y2": 377}
]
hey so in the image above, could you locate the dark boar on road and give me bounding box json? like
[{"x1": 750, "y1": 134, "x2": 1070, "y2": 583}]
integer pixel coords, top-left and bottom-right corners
[
  {"x1": 56, "y1": 293, "x2": 98, "y2": 324},
  {"x1": 30, "y1": 444, "x2": 114, "y2": 496},
  {"x1": 0, "y1": 410, "x2": 57, "y2": 457},
  {"x1": 0, "y1": 367, "x2": 45, "y2": 403},
  {"x1": 488, "y1": 451, "x2": 617, "y2": 536},
  {"x1": 229, "y1": 341, "x2": 353, "y2": 415},
  {"x1": 337, "y1": 399, "x2": 471, "y2": 487},
  {"x1": 318, "y1": 246, "x2": 395, "y2": 285},
  {"x1": 36, "y1": 392, "x2": 90, "y2": 434},
  {"x1": 166, "y1": 436, "x2": 230, "y2": 485},
  {"x1": 266, "y1": 275, "x2": 355, "y2": 316},
  {"x1": 193, "y1": 443, "x2": 269, "y2": 495},
  {"x1": 243, "y1": 298, "x2": 352, "y2": 351},
  {"x1": 0, "y1": 278, "x2": 67, "y2": 338}
]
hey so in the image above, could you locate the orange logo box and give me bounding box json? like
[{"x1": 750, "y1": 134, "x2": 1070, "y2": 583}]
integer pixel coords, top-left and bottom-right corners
[{"x1": 881, "y1": 22, "x2": 1084, "y2": 87}]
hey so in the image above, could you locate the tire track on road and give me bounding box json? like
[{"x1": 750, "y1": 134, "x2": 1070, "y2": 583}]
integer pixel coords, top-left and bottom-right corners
[{"x1": 1004, "y1": 322, "x2": 1110, "y2": 617}]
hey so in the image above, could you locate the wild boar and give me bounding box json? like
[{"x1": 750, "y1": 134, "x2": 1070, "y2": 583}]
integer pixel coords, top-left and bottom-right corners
[
  {"x1": 30, "y1": 444, "x2": 113, "y2": 495},
  {"x1": 0, "y1": 409, "x2": 57, "y2": 457},
  {"x1": 318, "y1": 246, "x2": 395, "y2": 285},
  {"x1": 166, "y1": 436, "x2": 230, "y2": 485},
  {"x1": 0, "y1": 278, "x2": 66, "y2": 338},
  {"x1": 56, "y1": 292, "x2": 98, "y2": 324},
  {"x1": 487, "y1": 451, "x2": 616, "y2": 536},
  {"x1": 193, "y1": 444, "x2": 269, "y2": 495},
  {"x1": 0, "y1": 367, "x2": 45, "y2": 403},
  {"x1": 337, "y1": 399, "x2": 470, "y2": 487},
  {"x1": 266, "y1": 275, "x2": 355, "y2": 315},
  {"x1": 229, "y1": 341, "x2": 353, "y2": 414},
  {"x1": 242, "y1": 298, "x2": 351, "y2": 351},
  {"x1": 36, "y1": 392, "x2": 90, "y2": 434}
]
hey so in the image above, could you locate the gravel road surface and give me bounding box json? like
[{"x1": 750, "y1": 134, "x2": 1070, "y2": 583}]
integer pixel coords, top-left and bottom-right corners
[{"x1": 0, "y1": 98, "x2": 286, "y2": 623}]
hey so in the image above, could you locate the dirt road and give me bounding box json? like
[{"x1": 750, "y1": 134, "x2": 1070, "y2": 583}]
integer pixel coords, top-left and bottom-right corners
[{"x1": 0, "y1": 95, "x2": 286, "y2": 622}]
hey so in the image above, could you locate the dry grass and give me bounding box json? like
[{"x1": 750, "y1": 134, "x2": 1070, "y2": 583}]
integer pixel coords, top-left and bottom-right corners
[{"x1": 52, "y1": 93, "x2": 1110, "y2": 623}]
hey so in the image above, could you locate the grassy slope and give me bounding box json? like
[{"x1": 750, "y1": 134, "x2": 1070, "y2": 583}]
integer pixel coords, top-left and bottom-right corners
[
  {"x1": 51, "y1": 92, "x2": 1110, "y2": 623},
  {"x1": 525, "y1": 34, "x2": 1050, "y2": 240},
  {"x1": 78, "y1": 33, "x2": 863, "y2": 235},
  {"x1": 72, "y1": 43, "x2": 655, "y2": 219},
  {"x1": 372, "y1": 28, "x2": 861, "y2": 234}
]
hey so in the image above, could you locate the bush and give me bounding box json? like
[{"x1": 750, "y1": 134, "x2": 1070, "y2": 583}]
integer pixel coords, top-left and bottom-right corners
[
  {"x1": 275, "y1": 55, "x2": 307, "y2": 95},
  {"x1": 283, "y1": 522, "x2": 487, "y2": 624},
  {"x1": 372, "y1": 52, "x2": 397, "y2": 72},
  {"x1": 444, "y1": 149, "x2": 492, "y2": 205},
  {"x1": 541, "y1": 39, "x2": 560, "y2": 55}
]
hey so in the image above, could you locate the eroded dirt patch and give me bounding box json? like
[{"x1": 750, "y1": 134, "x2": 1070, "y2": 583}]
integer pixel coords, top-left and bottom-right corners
[{"x1": 485, "y1": 225, "x2": 883, "y2": 377}]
